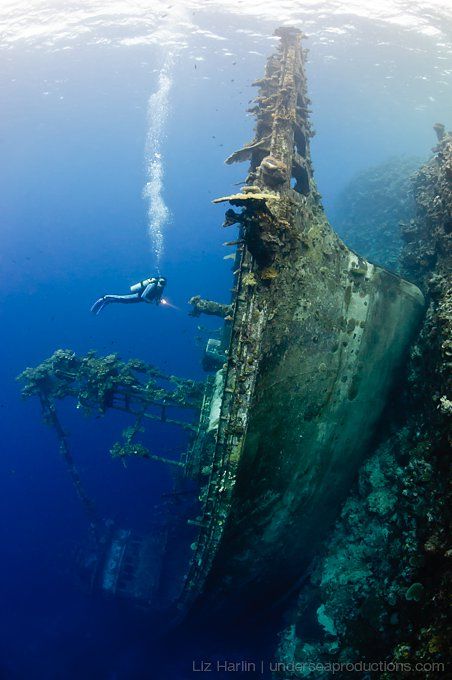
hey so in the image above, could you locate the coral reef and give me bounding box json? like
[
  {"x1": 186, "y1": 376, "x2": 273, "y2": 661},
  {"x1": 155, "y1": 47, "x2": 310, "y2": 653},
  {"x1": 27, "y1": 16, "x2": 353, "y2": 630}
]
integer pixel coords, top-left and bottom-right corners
[
  {"x1": 276, "y1": 130, "x2": 451, "y2": 678},
  {"x1": 331, "y1": 157, "x2": 421, "y2": 273}
]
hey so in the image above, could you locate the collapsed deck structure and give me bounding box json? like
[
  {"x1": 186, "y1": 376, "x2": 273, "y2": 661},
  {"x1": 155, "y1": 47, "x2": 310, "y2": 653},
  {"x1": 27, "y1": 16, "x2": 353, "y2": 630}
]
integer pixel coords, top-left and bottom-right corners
[{"x1": 19, "y1": 28, "x2": 424, "y2": 624}]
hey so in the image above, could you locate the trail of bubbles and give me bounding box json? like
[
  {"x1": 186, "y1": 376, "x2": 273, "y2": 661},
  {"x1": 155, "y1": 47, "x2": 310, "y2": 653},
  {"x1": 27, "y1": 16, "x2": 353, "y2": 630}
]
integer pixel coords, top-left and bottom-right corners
[{"x1": 143, "y1": 53, "x2": 174, "y2": 267}]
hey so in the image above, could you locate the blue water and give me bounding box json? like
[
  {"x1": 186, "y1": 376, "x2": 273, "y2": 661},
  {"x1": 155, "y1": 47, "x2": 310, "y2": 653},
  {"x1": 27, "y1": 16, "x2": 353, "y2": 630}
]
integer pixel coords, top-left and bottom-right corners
[{"x1": 1, "y1": 4, "x2": 450, "y2": 678}]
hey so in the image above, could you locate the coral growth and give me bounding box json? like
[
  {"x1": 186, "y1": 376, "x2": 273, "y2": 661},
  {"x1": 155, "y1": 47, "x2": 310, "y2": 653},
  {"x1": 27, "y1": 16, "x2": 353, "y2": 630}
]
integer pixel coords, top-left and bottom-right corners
[
  {"x1": 18, "y1": 349, "x2": 203, "y2": 459},
  {"x1": 259, "y1": 155, "x2": 288, "y2": 186}
]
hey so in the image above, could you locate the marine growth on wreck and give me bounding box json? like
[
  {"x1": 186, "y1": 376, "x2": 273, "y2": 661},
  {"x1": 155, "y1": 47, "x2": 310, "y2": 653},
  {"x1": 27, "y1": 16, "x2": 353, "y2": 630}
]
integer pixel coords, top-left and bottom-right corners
[{"x1": 17, "y1": 26, "x2": 450, "y2": 677}]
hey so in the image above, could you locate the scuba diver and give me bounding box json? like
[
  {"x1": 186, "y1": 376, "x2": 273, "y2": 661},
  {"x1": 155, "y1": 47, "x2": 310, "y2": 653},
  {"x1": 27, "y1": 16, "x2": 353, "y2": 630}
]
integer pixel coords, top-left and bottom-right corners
[{"x1": 91, "y1": 276, "x2": 167, "y2": 315}]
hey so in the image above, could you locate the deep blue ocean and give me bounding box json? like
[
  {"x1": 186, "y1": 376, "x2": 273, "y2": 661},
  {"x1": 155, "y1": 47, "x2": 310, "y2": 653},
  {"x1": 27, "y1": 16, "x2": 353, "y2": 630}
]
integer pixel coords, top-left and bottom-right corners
[{"x1": 1, "y1": 3, "x2": 450, "y2": 678}]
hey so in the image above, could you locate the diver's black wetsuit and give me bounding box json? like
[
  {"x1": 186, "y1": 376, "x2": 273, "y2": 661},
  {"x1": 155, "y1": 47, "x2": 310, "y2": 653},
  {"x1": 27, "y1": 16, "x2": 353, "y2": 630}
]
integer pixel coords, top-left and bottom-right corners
[{"x1": 91, "y1": 277, "x2": 166, "y2": 315}]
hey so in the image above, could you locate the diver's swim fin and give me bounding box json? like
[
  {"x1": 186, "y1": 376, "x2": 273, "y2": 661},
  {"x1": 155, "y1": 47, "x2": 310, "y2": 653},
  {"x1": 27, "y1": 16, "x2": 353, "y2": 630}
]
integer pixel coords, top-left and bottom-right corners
[{"x1": 90, "y1": 297, "x2": 108, "y2": 315}]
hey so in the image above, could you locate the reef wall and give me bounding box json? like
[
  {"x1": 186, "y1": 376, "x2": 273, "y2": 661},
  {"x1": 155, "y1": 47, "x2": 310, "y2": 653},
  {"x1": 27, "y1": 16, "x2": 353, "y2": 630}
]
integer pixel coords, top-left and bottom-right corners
[{"x1": 331, "y1": 157, "x2": 420, "y2": 273}]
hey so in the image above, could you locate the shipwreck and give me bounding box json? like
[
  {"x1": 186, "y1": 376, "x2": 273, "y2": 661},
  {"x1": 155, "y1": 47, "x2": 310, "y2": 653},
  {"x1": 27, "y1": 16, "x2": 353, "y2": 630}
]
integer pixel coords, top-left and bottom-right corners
[{"x1": 18, "y1": 28, "x2": 424, "y2": 626}]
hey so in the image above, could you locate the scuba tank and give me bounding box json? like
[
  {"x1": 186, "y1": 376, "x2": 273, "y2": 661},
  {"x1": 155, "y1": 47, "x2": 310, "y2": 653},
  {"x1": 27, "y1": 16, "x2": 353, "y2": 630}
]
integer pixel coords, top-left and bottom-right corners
[{"x1": 130, "y1": 278, "x2": 155, "y2": 293}]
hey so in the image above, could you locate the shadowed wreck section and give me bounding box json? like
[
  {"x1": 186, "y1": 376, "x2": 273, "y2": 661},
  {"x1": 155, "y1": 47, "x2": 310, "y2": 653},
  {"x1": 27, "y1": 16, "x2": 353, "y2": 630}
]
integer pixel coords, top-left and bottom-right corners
[{"x1": 180, "y1": 27, "x2": 424, "y2": 620}]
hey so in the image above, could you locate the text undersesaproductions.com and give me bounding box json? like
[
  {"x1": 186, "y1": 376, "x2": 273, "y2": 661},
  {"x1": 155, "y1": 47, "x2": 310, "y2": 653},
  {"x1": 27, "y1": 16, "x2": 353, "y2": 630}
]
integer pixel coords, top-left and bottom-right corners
[{"x1": 191, "y1": 659, "x2": 446, "y2": 675}]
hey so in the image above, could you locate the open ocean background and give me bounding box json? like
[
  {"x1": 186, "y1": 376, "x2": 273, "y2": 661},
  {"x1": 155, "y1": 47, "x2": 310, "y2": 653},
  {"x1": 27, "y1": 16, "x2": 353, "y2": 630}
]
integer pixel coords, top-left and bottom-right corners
[{"x1": 0, "y1": 1, "x2": 451, "y2": 677}]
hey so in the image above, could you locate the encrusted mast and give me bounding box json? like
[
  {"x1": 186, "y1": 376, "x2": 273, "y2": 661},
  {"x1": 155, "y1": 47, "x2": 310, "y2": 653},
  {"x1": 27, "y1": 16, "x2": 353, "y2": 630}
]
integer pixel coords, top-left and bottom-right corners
[
  {"x1": 226, "y1": 27, "x2": 313, "y2": 195},
  {"x1": 217, "y1": 27, "x2": 315, "y2": 268}
]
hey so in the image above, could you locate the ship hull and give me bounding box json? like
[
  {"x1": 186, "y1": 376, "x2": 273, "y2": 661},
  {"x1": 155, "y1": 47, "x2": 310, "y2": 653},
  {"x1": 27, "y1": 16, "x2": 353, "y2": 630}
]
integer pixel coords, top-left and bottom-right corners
[{"x1": 204, "y1": 225, "x2": 424, "y2": 614}]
